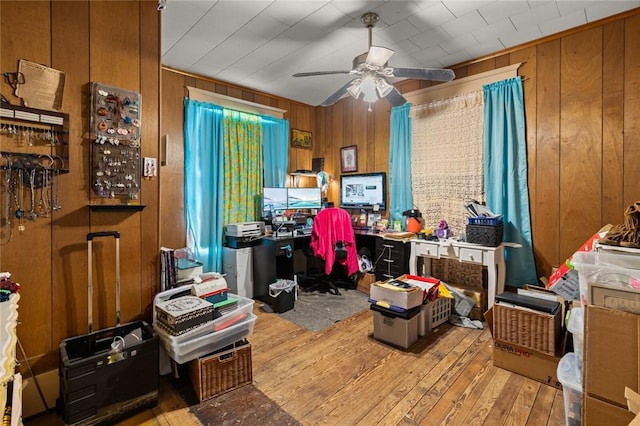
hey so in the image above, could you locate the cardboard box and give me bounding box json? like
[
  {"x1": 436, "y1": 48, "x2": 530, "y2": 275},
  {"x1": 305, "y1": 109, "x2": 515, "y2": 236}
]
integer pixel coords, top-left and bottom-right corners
[
  {"x1": 369, "y1": 274, "x2": 437, "y2": 310},
  {"x1": 584, "y1": 305, "x2": 640, "y2": 407},
  {"x1": 547, "y1": 226, "x2": 610, "y2": 300},
  {"x1": 486, "y1": 306, "x2": 564, "y2": 389},
  {"x1": 583, "y1": 395, "x2": 635, "y2": 426},
  {"x1": 492, "y1": 340, "x2": 563, "y2": 389},
  {"x1": 357, "y1": 272, "x2": 376, "y2": 295},
  {"x1": 447, "y1": 283, "x2": 487, "y2": 321}
]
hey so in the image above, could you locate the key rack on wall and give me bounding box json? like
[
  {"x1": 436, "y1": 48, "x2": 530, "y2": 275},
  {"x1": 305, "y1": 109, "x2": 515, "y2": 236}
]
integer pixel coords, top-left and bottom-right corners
[{"x1": 89, "y1": 82, "x2": 142, "y2": 207}]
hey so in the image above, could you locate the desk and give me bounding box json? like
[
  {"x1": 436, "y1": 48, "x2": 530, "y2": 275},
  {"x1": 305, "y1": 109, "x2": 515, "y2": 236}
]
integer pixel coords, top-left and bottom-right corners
[{"x1": 409, "y1": 239, "x2": 505, "y2": 308}]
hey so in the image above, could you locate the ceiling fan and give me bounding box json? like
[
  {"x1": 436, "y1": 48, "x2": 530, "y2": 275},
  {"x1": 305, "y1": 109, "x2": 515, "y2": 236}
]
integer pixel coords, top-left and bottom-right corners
[{"x1": 293, "y1": 12, "x2": 456, "y2": 109}]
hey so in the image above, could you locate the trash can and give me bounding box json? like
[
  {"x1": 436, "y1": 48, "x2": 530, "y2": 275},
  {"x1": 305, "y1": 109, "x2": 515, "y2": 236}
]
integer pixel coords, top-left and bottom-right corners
[{"x1": 269, "y1": 279, "x2": 296, "y2": 313}]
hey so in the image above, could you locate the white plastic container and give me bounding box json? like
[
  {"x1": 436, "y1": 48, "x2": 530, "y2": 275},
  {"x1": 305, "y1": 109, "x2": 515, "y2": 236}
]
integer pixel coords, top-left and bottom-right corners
[
  {"x1": 157, "y1": 313, "x2": 257, "y2": 364},
  {"x1": 557, "y1": 352, "x2": 582, "y2": 426},
  {"x1": 567, "y1": 307, "x2": 584, "y2": 375},
  {"x1": 153, "y1": 293, "x2": 254, "y2": 344},
  {"x1": 572, "y1": 251, "x2": 640, "y2": 306}
]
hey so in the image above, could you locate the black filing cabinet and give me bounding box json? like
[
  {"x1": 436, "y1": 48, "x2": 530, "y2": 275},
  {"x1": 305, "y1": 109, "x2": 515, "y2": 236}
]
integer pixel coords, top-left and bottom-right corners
[{"x1": 375, "y1": 238, "x2": 410, "y2": 281}]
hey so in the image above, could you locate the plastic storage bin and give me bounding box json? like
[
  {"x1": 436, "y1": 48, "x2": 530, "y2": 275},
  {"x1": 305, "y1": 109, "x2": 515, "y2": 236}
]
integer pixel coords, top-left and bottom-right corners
[
  {"x1": 567, "y1": 307, "x2": 584, "y2": 374},
  {"x1": 153, "y1": 290, "x2": 254, "y2": 344},
  {"x1": 418, "y1": 297, "x2": 453, "y2": 336},
  {"x1": 557, "y1": 352, "x2": 582, "y2": 426},
  {"x1": 371, "y1": 304, "x2": 420, "y2": 349},
  {"x1": 157, "y1": 313, "x2": 257, "y2": 364},
  {"x1": 572, "y1": 251, "x2": 640, "y2": 306}
]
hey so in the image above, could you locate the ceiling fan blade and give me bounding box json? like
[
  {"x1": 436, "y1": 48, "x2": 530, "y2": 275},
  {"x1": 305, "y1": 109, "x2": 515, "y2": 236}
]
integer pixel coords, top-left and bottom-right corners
[
  {"x1": 366, "y1": 46, "x2": 394, "y2": 67},
  {"x1": 293, "y1": 70, "x2": 351, "y2": 77},
  {"x1": 320, "y1": 79, "x2": 357, "y2": 107},
  {"x1": 391, "y1": 67, "x2": 455, "y2": 82},
  {"x1": 384, "y1": 87, "x2": 408, "y2": 107}
]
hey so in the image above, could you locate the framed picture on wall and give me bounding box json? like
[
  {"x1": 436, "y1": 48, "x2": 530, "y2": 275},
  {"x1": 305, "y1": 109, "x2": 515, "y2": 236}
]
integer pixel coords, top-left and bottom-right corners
[
  {"x1": 340, "y1": 145, "x2": 358, "y2": 173},
  {"x1": 291, "y1": 128, "x2": 312, "y2": 149}
]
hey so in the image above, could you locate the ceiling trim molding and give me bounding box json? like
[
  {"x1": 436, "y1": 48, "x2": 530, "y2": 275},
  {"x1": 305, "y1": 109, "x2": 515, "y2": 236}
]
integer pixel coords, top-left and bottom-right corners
[
  {"x1": 187, "y1": 86, "x2": 287, "y2": 119},
  {"x1": 404, "y1": 64, "x2": 521, "y2": 106}
]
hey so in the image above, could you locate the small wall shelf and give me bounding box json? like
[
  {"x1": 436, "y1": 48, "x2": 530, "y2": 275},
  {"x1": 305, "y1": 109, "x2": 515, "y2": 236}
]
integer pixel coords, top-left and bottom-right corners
[{"x1": 89, "y1": 204, "x2": 146, "y2": 212}]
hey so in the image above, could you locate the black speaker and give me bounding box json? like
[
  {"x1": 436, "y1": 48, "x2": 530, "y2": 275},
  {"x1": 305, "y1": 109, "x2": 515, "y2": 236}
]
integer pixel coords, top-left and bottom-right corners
[{"x1": 312, "y1": 157, "x2": 324, "y2": 173}]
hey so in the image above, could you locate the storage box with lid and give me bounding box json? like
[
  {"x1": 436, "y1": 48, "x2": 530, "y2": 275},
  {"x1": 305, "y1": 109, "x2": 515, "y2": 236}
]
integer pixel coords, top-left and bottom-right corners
[
  {"x1": 370, "y1": 304, "x2": 420, "y2": 349},
  {"x1": 155, "y1": 295, "x2": 215, "y2": 335},
  {"x1": 188, "y1": 339, "x2": 253, "y2": 402},
  {"x1": 557, "y1": 352, "x2": 582, "y2": 426},
  {"x1": 369, "y1": 277, "x2": 426, "y2": 310}
]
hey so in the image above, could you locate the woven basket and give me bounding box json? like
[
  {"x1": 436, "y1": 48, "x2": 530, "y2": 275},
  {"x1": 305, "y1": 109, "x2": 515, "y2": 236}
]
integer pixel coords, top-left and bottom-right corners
[
  {"x1": 466, "y1": 223, "x2": 503, "y2": 246},
  {"x1": 189, "y1": 339, "x2": 253, "y2": 402},
  {"x1": 493, "y1": 304, "x2": 561, "y2": 356}
]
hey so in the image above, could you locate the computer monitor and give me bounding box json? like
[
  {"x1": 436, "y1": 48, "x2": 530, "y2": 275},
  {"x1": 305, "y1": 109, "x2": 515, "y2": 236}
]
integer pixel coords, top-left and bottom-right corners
[
  {"x1": 287, "y1": 187, "x2": 322, "y2": 210},
  {"x1": 262, "y1": 187, "x2": 288, "y2": 215},
  {"x1": 339, "y1": 172, "x2": 387, "y2": 210}
]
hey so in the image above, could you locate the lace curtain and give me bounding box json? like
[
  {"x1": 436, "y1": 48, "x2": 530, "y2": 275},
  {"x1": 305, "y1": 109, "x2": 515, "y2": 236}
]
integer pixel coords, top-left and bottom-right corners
[{"x1": 410, "y1": 90, "x2": 484, "y2": 235}]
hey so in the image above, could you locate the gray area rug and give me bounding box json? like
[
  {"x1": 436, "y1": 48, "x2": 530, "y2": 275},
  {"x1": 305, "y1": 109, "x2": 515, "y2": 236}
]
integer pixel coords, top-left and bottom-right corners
[{"x1": 276, "y1": 289, "x2": 370, "y2": 332}]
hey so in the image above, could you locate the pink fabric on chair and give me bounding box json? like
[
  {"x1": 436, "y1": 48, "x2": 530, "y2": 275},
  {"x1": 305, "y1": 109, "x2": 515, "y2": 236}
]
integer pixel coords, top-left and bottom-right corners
[{"x1": 310, "y1": 207, "x2": 359, "y2": 276}]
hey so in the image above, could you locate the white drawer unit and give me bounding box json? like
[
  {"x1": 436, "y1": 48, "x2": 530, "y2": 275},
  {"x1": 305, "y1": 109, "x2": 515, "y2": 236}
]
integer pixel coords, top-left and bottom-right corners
[{"x1": 222, "y1": 247, "x2": 254, "y2": 298}]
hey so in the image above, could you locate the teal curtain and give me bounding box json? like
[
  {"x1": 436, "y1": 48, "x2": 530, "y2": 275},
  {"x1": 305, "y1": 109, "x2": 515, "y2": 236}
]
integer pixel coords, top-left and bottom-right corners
[
  {"x1": 483, "y1": 78, "x2": 537, "y2": 287},
  {"x1": 389, "y1": 103, "x2": 413, "y2": 227},
  {"x1": 184, "y1": 98, "x2": 224, "y2": 273},
  {"x1": 262, "y1": 116, "x2": 289, "y2": 187}
]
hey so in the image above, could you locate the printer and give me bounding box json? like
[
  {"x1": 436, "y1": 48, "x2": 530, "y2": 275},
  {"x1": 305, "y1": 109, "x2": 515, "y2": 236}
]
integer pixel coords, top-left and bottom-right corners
[
  {"x1": 226, "y1": 221, "x2": 265, "y2": 237},
  {"x1": 225, "y1": 221, "x2": 265, "y2": 248}
]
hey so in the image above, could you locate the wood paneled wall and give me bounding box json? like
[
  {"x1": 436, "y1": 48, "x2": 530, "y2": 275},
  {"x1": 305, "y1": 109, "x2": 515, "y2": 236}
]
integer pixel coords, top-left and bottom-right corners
[
  {"x1": 159, "y1": 68, "x2": 316, "y2": 247},
  {"x1": 316, "y1": 9, "x2": 640, "y2": 280},
  {"x1": 0, "y1": 1, "x2": 160, "y2": 374}
]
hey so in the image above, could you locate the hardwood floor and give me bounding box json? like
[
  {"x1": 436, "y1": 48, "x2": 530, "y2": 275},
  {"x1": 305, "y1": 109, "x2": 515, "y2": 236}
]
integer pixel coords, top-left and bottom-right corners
[{"x1": 25, "y1": 300, "x2": 566, "y2": 426}]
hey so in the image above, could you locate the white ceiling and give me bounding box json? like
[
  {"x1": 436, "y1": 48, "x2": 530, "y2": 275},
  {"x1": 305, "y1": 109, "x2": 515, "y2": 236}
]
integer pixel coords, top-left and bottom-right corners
[{"x1": 162, "y1": 0, "x2": 639, "y2": 106}]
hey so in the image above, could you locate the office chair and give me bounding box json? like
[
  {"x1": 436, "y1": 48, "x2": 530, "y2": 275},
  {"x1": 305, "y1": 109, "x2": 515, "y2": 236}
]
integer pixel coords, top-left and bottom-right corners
[{"x1": 299, "y1": 207, "x2": 359, "y2": 295}]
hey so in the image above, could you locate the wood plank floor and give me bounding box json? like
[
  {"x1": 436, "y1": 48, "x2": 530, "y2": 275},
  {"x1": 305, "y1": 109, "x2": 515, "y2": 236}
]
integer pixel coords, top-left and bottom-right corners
[{"x1": 25, "y1": 301, "x2": 566, "y2": 426}]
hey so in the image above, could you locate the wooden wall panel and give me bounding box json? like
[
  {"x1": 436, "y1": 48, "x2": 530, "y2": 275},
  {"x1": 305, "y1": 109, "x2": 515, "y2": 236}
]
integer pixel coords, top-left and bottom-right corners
[
  {"x1": 0, "y1": 0, "x2": 55, "y2": 368},
  {"x1": 139, "y1": 0, "x2": 161, "y2": 320},
  {"x1": 624, "y1": 14, "x2": 640, "y2": 207},
  {"x1": 559, "y1": 28, "x2": 603, "y2": 261},
  {"x1": 534, "y1": 40, "x2": 561, "y2": 276},
  {"x1": 160, "y1": 69, "x2": 187, "y2": 249},
  {"x1": 49, "y1": 0, "x2": 91, "y2": 371},
  {"x1": 89, "y1": 1, "x2": 143, "y2": 329},
  {"x1": 601, "y1": 21, "x2": 625, "y2": 225}
]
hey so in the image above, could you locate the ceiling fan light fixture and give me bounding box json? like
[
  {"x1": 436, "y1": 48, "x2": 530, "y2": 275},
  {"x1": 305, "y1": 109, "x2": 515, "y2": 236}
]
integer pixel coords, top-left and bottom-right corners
[
  {"x1": 360, "y1": 74, "x2": 378, "y2": 103},
  {"x1": 346, "y1": 79, "x2": 362, "y2": 99},
  {"x1": 375, "y1": 77, "x2": 393, "y2": 98}
]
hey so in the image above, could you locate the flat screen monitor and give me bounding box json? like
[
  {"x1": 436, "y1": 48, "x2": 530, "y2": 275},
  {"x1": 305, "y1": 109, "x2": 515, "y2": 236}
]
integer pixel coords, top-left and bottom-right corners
[
  {"x1": 287, "y1": 187, "x2": 322, "y2": 210},
  {"x1": 262, "y1": 187, "x2": 288, "y2": 214},
  {"x1": 339, "y1": 172, "x2": 387, "y2": 210}
]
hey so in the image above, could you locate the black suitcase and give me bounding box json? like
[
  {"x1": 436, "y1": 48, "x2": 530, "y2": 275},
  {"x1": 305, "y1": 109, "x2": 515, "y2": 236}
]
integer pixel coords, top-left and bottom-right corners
[{"x1": 58, "y1": 231, "x2": 159, "y2": 425}]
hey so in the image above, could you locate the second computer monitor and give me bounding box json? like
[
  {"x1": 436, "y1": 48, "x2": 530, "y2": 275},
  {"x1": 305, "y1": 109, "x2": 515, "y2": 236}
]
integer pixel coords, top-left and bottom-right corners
[{"x1": 287, "y1": 187, "x2": 322, "y2": 210}]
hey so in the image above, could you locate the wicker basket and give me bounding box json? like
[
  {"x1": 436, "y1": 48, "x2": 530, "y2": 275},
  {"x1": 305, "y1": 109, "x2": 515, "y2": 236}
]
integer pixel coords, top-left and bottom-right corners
[
  {"x1": 493, "y1": 304, "x2": 561, "y2": 356},
  {"x1": 189, "y1": 339, "x2": 253, "y2": 402},
  {"x1": 466, "y1": 223, "x2": 504, "y2": 246}
]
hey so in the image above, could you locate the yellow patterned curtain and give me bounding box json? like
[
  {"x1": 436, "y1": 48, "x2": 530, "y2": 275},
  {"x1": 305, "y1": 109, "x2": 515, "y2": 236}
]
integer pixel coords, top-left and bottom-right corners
[{"x1": 223, "y1": 110, "x2": 263, "y2": 225}]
